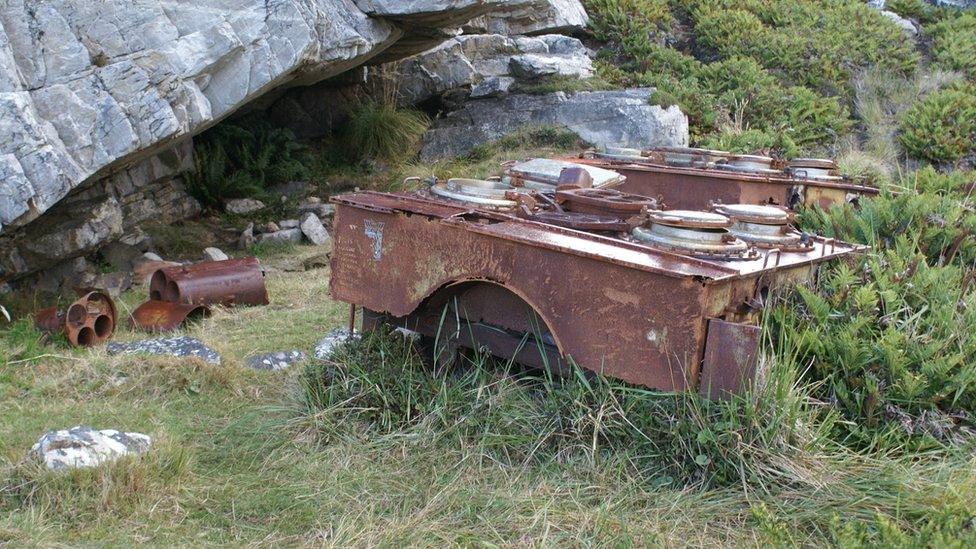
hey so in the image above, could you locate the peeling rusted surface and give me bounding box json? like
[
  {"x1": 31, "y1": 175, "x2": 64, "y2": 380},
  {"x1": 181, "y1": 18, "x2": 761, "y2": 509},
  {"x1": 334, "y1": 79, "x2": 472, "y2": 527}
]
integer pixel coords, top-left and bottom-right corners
[
  {"x1": 34, "y1": 291, "x2": 117, "y2": 347},
  {"x1": 568, "y1": 156, "x2": 878, "y2": 210},
  {"x1": 329, "y1": 190, "x2": 863, "y2": 395},
  {"x1": 699, "y1": 319, "x2": 761, "y2": 400},
  {"x1": 148, "y1": 257, "x2": 268, "y2": 307},
  {"x1": 130, "y1": 300, "x2": 212, "y2": 332}
]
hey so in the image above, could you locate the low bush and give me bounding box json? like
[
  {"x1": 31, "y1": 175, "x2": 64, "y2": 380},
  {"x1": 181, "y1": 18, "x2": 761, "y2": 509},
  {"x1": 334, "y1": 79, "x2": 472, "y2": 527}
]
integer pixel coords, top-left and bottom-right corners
[
  {"x1": 899, "y1": 84, "x2": 976, "y2": 163},
  {"x1": 339, "y1": 100, "x2": 429, "y2": 163},
  {"x1": 186, "y1": 117, "x2": 310, "y2": 209},
  {"x1": 930, "y1": 12, "x2": 976, "y2": 78}
]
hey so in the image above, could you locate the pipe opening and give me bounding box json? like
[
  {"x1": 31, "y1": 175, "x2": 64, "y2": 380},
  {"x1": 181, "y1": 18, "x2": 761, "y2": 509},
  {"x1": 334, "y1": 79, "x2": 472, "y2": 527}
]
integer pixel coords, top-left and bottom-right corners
[
  {"x1": 66, "y1": 304, "x2": 87, "y2": 327},
  {"x1": 75, "y1": 327, "x2": 95, "y2": 347},
  {"x1": 165, "y1": 281, "x2": 180, "y2": 302},
  {"x1": 94, "y1": 315, "x2": 113, "y2": 338}
]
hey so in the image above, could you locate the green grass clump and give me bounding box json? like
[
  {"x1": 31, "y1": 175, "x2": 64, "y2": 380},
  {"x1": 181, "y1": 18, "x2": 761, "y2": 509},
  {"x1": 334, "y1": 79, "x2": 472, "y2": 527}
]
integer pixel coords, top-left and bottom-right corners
[
  {"x1": 899, "y1": 84, "x2": 976, "y2": 163},
  {"x1": 930, "y1": 12, "x2": 976, "y2": 78},
  {"x1": 339, "y1": 100, "x2": 429, "y2": 163},
  {"x1": 186, "y1": 116, "x2": 310, "y2": 209}
]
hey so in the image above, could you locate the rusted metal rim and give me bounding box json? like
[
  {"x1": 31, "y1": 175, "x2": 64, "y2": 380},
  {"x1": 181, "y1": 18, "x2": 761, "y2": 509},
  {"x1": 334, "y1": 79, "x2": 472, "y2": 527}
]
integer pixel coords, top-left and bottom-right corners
[
  {"x1": 429, "y1": 179, "x2": 519, "y2": 208},
  {"x1": 729, "y1": 221, "x2": 808, "y2": 249},
  {"x1": 504, "y1": 158, "x2": 624, "y2": 189},
  {"x1": 556, "y1": 188, "x2": 657, "y2": 215},
  {"x1": 130, "y1": 300, "x2": 212, "y2": 332},
  {"x1": 519, "y1": 210, "x2": 633, "y2": 232},
  {"x1": 789, "y1": 158, "x2": 837, "y2": 170},
  {"x1": 711, "y1": 203, "x2": 792, "y2": 225},
  {"x1": 647, "y1": 209, "x2": 732, "y2": 229},
  {"x1": 34, "y1": 291, "x2": 118, "y2": 347},
  {"x1": 632, "y1": 224, "x2": 750, "y2": 256}
]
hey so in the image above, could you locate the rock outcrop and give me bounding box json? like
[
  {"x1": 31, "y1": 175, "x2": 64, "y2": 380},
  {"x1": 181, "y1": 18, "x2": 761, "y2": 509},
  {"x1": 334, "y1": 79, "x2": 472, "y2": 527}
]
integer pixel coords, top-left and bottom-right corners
[
  {"x1": 420, "y1": 89, "x2": 689, "y2": 160},
  {"x1": 468, "y1": 0, "x2": 589, "y2": 36},
  {"x1": 0, "y1": 0, "x2": 540, "y2": 282},
  {"x1": 397, "y1": 33, "x2": 594, "y2": 106}
]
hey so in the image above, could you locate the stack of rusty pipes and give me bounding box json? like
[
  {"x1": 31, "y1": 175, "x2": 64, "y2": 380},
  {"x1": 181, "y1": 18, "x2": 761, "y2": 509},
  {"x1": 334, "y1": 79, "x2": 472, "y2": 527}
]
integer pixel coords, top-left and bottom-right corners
[
  {"x1": 130, "y1": 257, "x2": 269, "y2": 332},
  {"x1": 35, "y1": 291, "x2": 117, "y2": 347}
]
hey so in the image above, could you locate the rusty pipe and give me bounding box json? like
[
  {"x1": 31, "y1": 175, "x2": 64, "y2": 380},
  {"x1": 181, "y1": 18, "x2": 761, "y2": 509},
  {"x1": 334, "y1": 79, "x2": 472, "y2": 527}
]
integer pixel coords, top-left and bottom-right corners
[
  {"x1": 130, "y1": 300, "x2": 212, "y2": 333},
  {"x1": 34, "y1": 291, "x2": 117, "y2": 347},
  {"x1": 149, "y1": 257, "x2": 269, "y2": 307}
]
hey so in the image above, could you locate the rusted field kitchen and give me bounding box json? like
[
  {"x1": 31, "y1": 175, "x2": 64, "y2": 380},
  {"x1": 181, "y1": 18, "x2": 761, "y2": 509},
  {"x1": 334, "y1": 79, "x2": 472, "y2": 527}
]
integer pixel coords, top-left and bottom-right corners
[{"x1": 329, "y1": 151, "x2": 869, "y2": 398}]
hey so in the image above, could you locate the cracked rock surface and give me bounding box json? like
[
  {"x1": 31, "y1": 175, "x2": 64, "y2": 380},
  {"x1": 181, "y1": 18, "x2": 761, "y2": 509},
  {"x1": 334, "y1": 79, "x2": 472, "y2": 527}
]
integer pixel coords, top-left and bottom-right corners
[
  {"x1": 31, "y1": 426, "x2": 152, "y2": 471},
  {"x1": 107, "y1": 336, "x2": 221, "y2": 365}
]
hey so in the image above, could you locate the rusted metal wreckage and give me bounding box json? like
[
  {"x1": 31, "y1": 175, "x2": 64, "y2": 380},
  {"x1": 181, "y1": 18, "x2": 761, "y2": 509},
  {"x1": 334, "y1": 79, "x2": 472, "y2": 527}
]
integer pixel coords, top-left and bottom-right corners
[
  {"x1": 329, "y1": 162, "x2": 865, "y2": 398},
  {"x1": 561, "y1": 147, "x2": 879, "y2": 211},
  {"x1": 35, "y1": 291, "x2": 117, "y2": 347},
  {"x1": 131, "y1": 257, "x2": 268, "y2": 332}
]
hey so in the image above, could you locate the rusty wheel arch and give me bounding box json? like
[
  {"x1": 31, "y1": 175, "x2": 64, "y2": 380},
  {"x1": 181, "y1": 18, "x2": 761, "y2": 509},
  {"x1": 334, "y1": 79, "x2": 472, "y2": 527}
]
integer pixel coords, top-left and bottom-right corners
[{"x1": 407, "y1": 275, "x2": 568, "y2": 357}]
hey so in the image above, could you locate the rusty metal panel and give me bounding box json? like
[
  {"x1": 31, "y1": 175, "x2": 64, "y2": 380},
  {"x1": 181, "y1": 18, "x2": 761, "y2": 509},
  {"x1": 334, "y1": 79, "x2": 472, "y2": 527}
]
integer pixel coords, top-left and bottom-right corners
[
  {"x1": 566, "y1": 156, "x2": 878, "y2": 211},
  {"x1": 699, "y1": 319, "x2": 761, "y2": 399}
]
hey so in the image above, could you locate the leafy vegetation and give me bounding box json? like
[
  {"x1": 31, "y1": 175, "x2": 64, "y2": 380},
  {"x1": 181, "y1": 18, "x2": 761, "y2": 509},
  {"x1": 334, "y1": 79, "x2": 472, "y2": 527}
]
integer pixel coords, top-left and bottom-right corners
[
  {"x1": 185, "y1": 116, "x2": 310, "y2": 209},
  {"x1": 899, "y1": 83, "x2": 976, "y2": 164},
  {"x1": 930, "y1": 12, "x2": 976, "y2": 78}
]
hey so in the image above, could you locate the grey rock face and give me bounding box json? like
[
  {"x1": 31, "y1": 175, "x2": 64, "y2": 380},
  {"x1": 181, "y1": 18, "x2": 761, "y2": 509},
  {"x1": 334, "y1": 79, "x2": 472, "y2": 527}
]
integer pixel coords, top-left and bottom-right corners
[
  {"x1": 397, "y1": 33, "x2": 593, "y2": 106},
  {"x1": 246, "y1": 350, "x2": 308, "y2": 371},
  {"x1": 32, "y1": 426, "x2": 152, "y2": 471},
  {"x1": 421, "y1": 89, "x2": 689, "y2": 160},
  {"x1": 468, "y1": 0, "x2": 588, "y2": 36},
  {"x1": 927, "y1": 0, "x2": 976, "y2": 7},
  {"x1": 107, "y1": 336, "x2": 221, "y2": 365},
  {"x1": 300, "y1": 212, "x2": 331, "y2": 246},
  {"x1": 0, "y1": 0, "x2": 528, "y2": 244}
]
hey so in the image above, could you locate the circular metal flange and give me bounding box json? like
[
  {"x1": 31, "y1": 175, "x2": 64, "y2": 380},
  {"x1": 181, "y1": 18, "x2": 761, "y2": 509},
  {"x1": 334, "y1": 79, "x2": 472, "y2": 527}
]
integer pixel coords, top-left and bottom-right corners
[
  {"x1": 729, "y1": 221, "x2": 810, "y2": 249},
  {"x1": 647, "y1": 209, "x2": 732, "y2": 229},
  {"x1": 522, "y1": 210, "x2": 633, "y2": 232},
  {"x1": 632, "y1": 223, "x2": 751, "y2": 257},
  {"x1": 711, "y1": 203, "x2": 792, "y2": 225},
  {"x1": 557, "y1": 188, "x2": 658, "y2": 215},
  {"x1": 789, "y1": 158, "x2": 837, "y2": 170},
  {"x1": 430, "y1": 178, "x2": 519, "y2": 209}
]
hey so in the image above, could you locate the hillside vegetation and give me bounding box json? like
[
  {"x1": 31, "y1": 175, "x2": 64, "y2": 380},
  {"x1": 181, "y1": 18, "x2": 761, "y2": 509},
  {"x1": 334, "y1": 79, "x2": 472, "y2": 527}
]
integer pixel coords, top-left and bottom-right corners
[{"x1": 2, "y1": 1, "x2": 976, "y2": 545}]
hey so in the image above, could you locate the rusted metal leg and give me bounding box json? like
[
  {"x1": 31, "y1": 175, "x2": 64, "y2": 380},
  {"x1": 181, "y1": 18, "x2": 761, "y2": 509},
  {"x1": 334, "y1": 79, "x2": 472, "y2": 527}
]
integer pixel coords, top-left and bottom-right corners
[{"x1": 347, "y1": 304, "x2": 357, "y2": 335}]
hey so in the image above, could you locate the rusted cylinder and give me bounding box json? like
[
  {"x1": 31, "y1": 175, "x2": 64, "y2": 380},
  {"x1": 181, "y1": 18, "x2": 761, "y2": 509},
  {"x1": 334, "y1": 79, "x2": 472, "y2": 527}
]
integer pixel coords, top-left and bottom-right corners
[
  {"x1": 130, "y1": 300, "x2": 212, "y2": 332},
  {"x1": 34, "y1": 291, "x2": 117, "y2": 347},
  {"x1": 149, "y1": 257, "x2": 269, "y2": 307}
]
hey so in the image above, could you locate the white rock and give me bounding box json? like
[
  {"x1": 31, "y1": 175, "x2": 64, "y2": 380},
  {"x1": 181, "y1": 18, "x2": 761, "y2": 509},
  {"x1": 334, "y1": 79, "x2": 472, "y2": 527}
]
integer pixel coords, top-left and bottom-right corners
[
  {"x1": 258, "y1": 228, "x2": 303, "y2": 245},
  {"x1": 469, "y1": 0, "x2": 588, "y2": 35},
  {"x1": 881, "y1": 10, "x2": 918, "y2": 35},
  {"x1": 279, "y1": 219, "x2": 300, "y2": 229},
  {"x1": 300, "y1": 212, "x2": 331, "y2": 246},
  {"x1": 142, "y1": 252, "x2": 164, "y2": 262},
  {"x1": 314, "y1": 328, "x2": 360, "y2": 359},
  {"x1": 239, "y1": 223, "x2": 256, "y2": 250},
  {"x1": 224, "y1": 198, "x2": 266, "y2": 215},
  {"x1": 203, "y1": 247, "x2": 229, "y2": 262},
  {"x1": 31, "y1": 426, "x2": 152, "y2": 471}
]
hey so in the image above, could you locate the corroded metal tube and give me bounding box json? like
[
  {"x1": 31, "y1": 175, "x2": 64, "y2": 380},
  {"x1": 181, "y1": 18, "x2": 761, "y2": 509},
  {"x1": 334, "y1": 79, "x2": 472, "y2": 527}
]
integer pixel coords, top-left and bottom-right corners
[{"x1": 148, "y1": 257, "x2": 269, "y2": 307}]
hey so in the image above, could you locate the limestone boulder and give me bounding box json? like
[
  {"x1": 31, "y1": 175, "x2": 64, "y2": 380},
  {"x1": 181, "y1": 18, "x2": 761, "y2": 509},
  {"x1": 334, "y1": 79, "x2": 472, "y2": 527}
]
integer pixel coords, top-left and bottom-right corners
[{"x1": 420, "y1": 89, "x2": 689, "y2": 160}]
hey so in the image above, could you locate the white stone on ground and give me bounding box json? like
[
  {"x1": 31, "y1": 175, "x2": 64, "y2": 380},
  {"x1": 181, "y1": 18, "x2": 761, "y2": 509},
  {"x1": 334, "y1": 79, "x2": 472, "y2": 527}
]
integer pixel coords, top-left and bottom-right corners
[
  {"x1": 314, "y1": 328, "x2": 360, "y2": 359},
  {"x1": 300, "y1": 212, "x2": 331, "y2": 246},
  {"x1": 258, "y1": 228, "x2": 303, "y2": 245},
  {"x1": 246, "y1": 351, "x2": 308, "y2": 371},
  {"x1": 203, "y1": 247, "x2": 229, "y2": 262},
  {"x1": 32, "y1": 426, "x2": 151, "y2": 471},
  {"x1": 224, "y1": 198, "x2": 266, "y2": 215}
]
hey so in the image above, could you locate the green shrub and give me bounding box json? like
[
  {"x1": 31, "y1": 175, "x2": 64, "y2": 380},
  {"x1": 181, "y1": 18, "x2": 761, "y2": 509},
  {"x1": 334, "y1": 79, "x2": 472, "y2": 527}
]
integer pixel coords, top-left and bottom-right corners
[
  {"x1": 899, "y1": 85, "x2": 976, "y2": 163},
  {"x1": 773, "y1": 245, "x2": 976, "y2": 440},
  {"x1": 584, "y1": 0, "x2": 674, "y2": 62},
  {"x1": 700, "y1": 128, "x2": 797, "y2": 157},
  {"x1": 930, "y1": 12, "x2": 976, "y2": 78},
  {"x1": 186, "y1": 118, "x2": 309, "y2": 209},
  {"x1": 340, "y1": 100, "x2": 429, "y2": 163}
]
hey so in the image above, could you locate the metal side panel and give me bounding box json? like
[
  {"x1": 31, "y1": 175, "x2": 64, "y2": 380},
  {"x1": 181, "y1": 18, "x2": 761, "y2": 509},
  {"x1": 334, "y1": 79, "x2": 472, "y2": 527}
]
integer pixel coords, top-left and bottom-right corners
[{"x1": 699, "y1": 319, "x2": 761, "y2": 399}]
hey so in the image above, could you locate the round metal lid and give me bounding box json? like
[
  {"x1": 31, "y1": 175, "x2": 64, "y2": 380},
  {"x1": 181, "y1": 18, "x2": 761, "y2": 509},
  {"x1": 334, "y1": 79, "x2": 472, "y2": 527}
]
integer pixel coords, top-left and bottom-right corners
[
  {"x1": 789, "y1": 158, "x2": 837, "y2": 170},
  {"x1": 430, "y1": 178, "x2": 518, "y2": 208},
  {"x1": 712, "y1": 203, "x2": 791, "y2": 225},
  {"x1": 714, "y1": 163, "x2": 783, "y2": 176},
  {"x1": 647, "y1": 209, "x2": 732, "y2": 229}
]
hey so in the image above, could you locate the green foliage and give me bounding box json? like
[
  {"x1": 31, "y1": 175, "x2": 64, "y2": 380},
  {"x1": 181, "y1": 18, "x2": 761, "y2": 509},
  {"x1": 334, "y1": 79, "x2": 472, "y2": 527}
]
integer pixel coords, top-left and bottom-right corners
[
  {"x1": 465, "y1": 125, "x2": 584, "y2": 161},
  {"x1": 829, "y1": 510, "x2": 976, "y2": 548},
  {"x1": 340, "y1": 100, "x2": 429, "y2": 163},
  {"x1": 0, "y1": 318, "x2": 47, "y2": 365},
  {"x1": 899, "y1": 84, "x2": 976, "y2": 163},
  {"x1": 886, "y1": 0, "x2": 946, "y2": 25},
  {"x1": 186, "y1": 117, "x2": 310, "y2": 209},
  {"x1": 700, "y1": 128, "x2": 797, "y2": 157},
  {"x1": 584, "y1": 0, "x2": 674, "y2": 61},
  {"x1": 930, "y1": 12, "x2": 976, "y2": 78}
]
